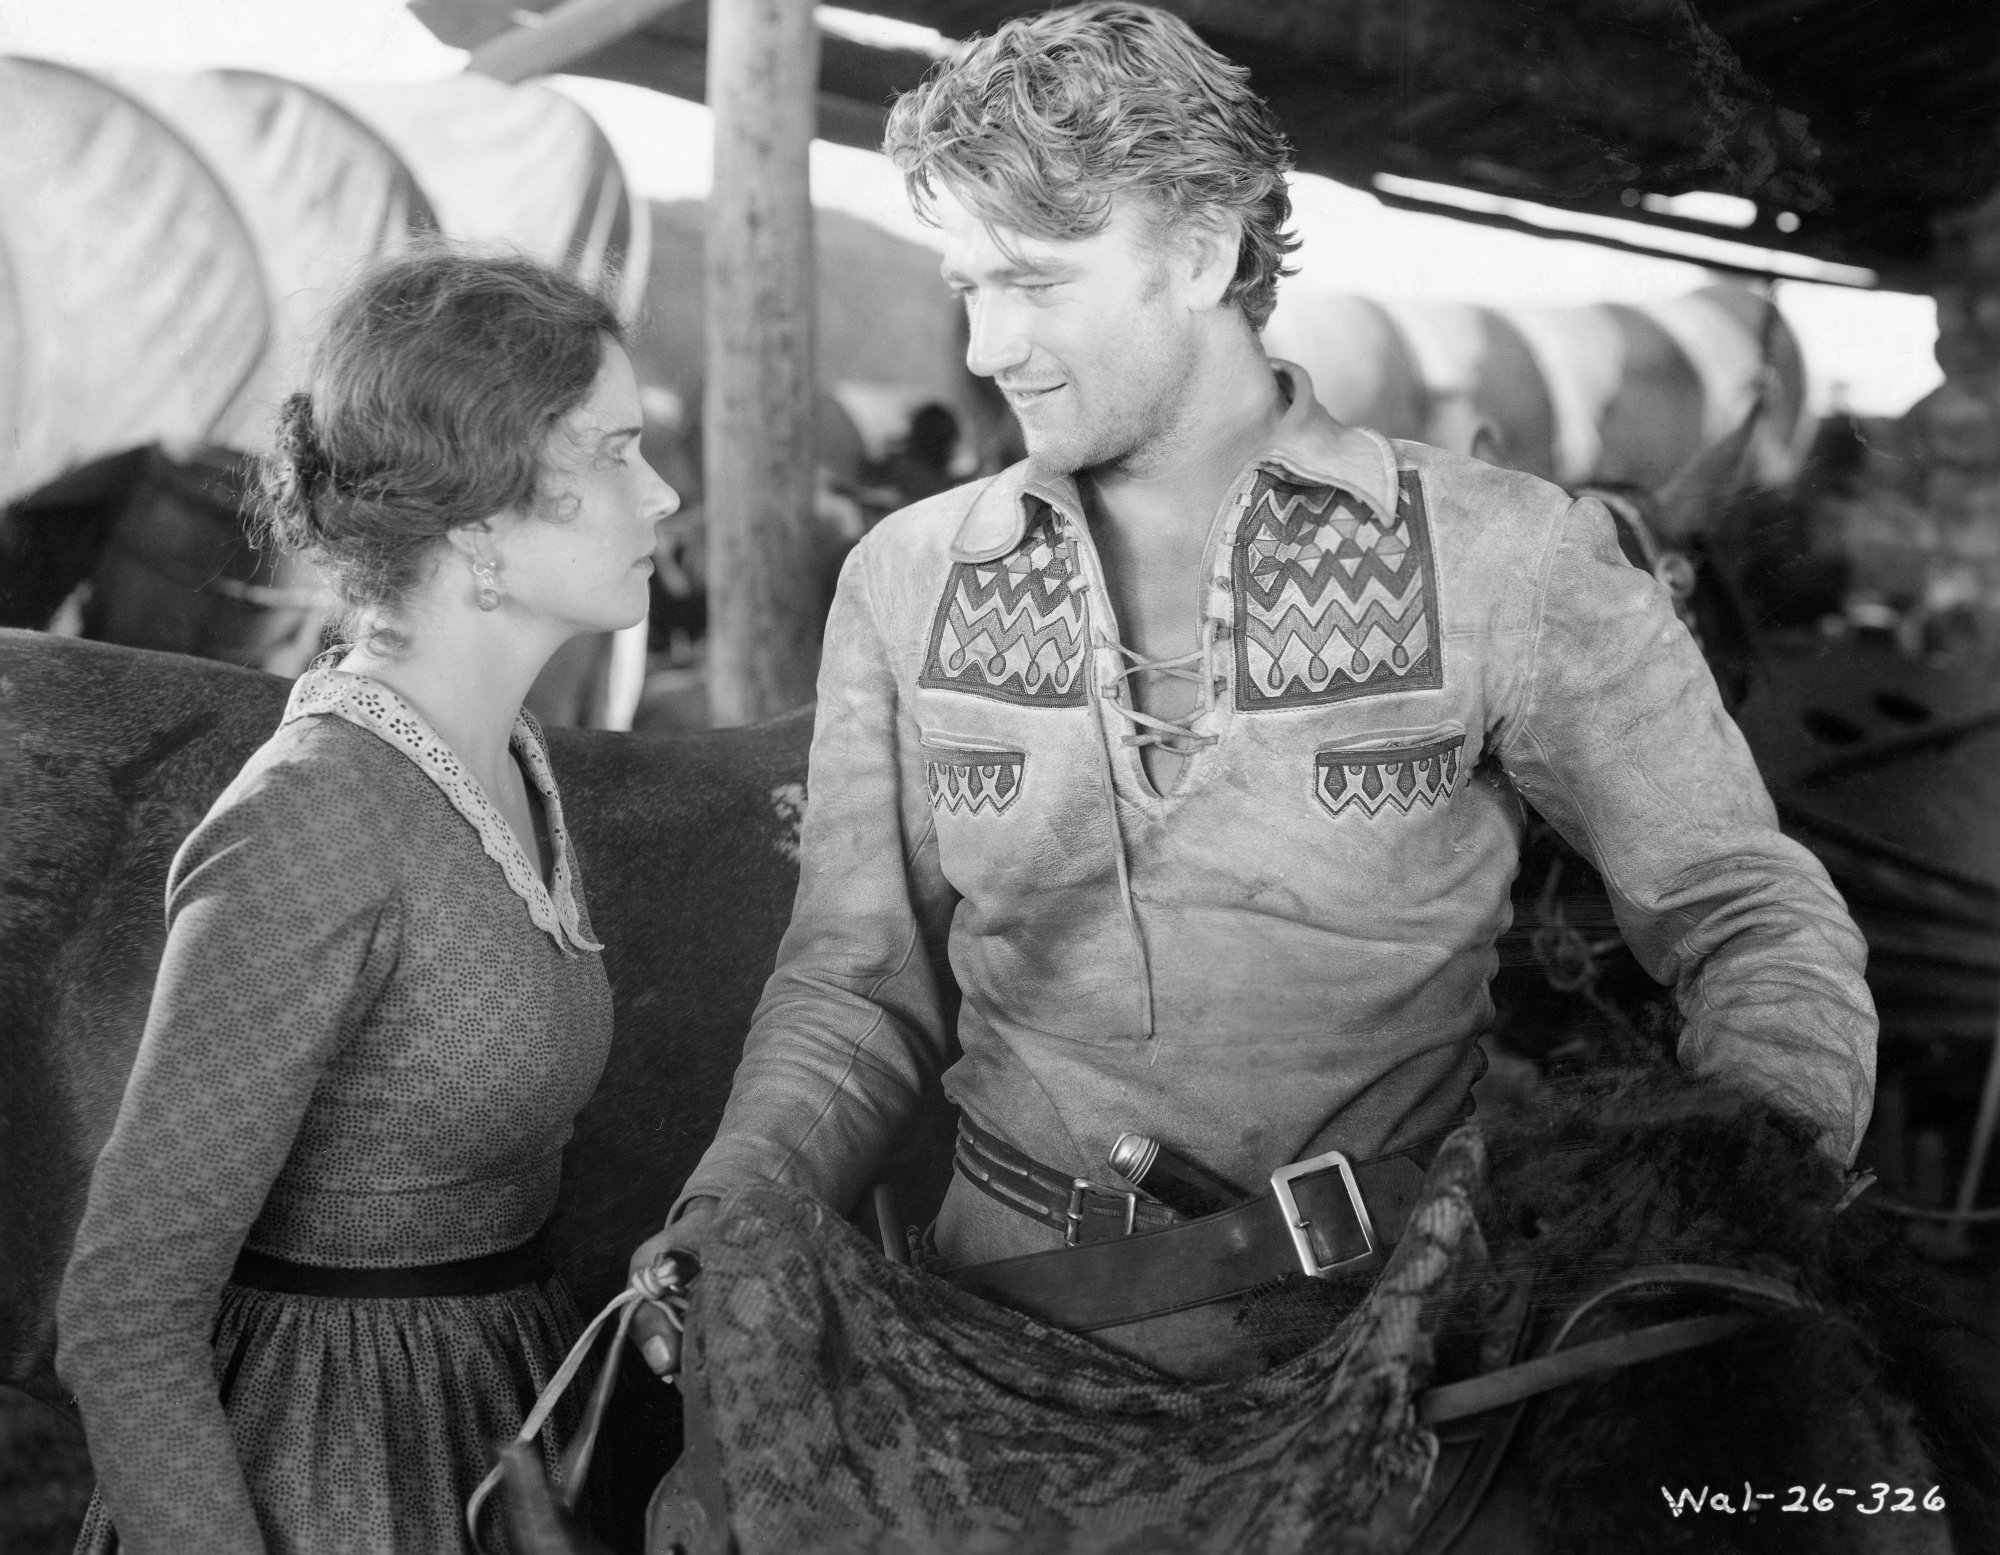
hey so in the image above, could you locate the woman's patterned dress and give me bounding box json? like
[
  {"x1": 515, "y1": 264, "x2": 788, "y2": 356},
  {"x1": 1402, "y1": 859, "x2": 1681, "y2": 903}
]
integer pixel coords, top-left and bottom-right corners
[{"x1": 58, "y1": 668, "x2": 616, "y2": 1555}]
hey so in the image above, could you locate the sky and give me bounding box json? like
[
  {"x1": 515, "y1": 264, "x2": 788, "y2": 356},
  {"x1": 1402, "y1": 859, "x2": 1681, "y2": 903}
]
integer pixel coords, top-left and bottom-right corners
[{"x1": 0, "y1": 0, "x2": 1943, "y2": 416}]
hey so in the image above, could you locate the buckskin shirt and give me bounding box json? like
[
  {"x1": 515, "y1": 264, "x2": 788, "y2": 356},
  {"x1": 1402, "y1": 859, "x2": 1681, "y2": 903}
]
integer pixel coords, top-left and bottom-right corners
[{"x1": 676, "y1": 361, "x2": 1875, "y2": 1296}]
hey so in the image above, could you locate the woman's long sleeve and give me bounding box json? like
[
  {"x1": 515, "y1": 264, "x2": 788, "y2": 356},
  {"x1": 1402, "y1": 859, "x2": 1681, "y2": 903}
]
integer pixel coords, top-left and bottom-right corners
[{"x1": 56, "y1": 759, "x2": 399, "y2": 1555}]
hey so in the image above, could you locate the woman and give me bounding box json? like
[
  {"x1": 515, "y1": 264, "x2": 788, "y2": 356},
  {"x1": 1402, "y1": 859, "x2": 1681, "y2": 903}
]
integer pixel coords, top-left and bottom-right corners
[{"x1": 56, "y1": 249, "x2": 678, "y2": 1554}]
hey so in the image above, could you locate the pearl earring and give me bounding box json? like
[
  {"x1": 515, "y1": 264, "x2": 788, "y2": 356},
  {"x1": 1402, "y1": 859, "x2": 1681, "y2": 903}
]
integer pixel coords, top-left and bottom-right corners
[{"x1": 472, "y1": 558, "x2": 501, "y2": 612}]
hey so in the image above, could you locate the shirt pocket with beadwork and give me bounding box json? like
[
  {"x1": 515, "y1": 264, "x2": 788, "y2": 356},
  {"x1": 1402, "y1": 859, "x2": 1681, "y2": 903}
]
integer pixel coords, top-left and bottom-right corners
[
  {"x1": 921, "y1": 740, "x2": 1028, "y2": 819},
  {"x1": 1311, "y1": 722, "x2": 1467, "y2": 824},
  {"x1": 914, "y1": 724, "x2": 1126, "y2": 909}
]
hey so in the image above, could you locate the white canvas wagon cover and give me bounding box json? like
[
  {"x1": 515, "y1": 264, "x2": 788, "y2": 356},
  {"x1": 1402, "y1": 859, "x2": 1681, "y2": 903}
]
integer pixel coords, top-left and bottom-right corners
[{"x1": 0, "y1": 59, "x2": 647, "y2": 506}]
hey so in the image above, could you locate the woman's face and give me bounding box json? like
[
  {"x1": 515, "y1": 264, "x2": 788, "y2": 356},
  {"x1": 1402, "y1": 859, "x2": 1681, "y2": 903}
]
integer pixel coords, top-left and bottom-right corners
[{"x1": 491, "y1": 340, "x2": 679, "y2": 636}]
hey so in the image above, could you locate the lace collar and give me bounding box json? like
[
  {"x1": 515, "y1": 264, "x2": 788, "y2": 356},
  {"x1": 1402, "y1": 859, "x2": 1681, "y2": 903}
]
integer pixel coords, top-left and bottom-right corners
[{"x1": 283, "y1": 667, "x2": 603, "y2": 956}]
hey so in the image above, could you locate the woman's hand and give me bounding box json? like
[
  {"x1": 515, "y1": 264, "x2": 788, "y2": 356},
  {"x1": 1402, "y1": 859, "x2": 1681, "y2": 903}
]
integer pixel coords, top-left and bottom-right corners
[{"x1": 629, "y1": 1198, "x2": 718, "y2": 1380}]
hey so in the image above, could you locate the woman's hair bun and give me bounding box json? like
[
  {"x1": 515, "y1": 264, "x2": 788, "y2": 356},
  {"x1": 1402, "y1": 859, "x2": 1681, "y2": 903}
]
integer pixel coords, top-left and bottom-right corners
[
  {"x1": 259, "y1": 391, "x2": 330, "y2": 552},
  {"x1": 274, "y1": 392, "x2": 327, "y2": 490}
]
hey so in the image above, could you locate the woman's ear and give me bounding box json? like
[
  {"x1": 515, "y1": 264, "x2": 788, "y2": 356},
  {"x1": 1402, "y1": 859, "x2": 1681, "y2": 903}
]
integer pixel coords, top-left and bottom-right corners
[{"x1": 443, "y1": 517, "x2": 497, "y2": 564}]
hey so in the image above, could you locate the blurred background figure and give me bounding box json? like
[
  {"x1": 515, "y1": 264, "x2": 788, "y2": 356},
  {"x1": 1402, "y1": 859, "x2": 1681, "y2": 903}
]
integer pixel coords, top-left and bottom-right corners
[{"x1": 865, "y1": 401, "x2": 963, "y2": 511}]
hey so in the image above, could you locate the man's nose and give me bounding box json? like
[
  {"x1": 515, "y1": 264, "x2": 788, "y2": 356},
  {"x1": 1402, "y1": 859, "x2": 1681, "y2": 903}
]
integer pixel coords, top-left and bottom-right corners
[{"x1": 964, "y1": 293, "x2": 1031, "y2": 380}]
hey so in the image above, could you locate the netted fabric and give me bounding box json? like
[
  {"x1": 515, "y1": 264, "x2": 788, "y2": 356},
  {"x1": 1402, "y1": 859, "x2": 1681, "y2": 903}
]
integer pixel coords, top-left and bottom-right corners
[
  {"x1": 664, "y1": 1066, "x2": 1994, "y2": 1555},
  {"x1": 73, "y1": 1274, "x2": 587, "y2": 1555},
  {"x1": 676, "y1": 1132, "x2": 1485, "y2": 1555}
]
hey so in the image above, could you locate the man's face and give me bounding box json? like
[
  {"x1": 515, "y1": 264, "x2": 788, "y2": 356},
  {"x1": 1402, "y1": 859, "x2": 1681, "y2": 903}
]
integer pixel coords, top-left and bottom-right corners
[{"x1": 936, "y1": 188, "x2": 1202, "y2": 476}]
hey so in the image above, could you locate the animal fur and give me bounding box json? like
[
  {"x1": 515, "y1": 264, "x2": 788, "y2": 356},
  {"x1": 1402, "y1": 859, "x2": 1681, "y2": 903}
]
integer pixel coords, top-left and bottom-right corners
[{"x1": 1449, "y1": 1050, "x2": 2000, "y2": 1555}]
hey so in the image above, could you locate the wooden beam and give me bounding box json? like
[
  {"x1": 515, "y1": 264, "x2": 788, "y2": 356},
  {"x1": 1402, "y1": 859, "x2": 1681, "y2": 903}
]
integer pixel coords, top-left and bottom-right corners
[
  {"x1": 467, "y1": 0, "x2": 691, "y2": 84},
  {"x1": 705, "y1": 0, "x2": 821, "y2": 725}
]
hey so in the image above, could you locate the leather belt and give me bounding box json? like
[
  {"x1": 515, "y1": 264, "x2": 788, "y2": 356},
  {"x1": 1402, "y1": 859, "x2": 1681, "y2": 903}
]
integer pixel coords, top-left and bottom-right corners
[
  {"x1": 949, "y1": 1117, "x2": 1441, "y2": 1332},
  {"x1": 954, "y1": 1115, "x2": 1182, "y2": 1244}
]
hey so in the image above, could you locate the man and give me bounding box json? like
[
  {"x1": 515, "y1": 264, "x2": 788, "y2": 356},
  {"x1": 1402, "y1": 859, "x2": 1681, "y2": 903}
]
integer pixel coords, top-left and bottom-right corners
[{"x1": 636, "y1": 2, "x2": 1874, "y2": 1382}]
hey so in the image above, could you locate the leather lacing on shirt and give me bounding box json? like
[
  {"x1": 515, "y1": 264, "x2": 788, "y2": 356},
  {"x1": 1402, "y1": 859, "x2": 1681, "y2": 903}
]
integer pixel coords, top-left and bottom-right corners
[{"x1": 1102, "y1": 620, "x2": 1226, "y2": 757}]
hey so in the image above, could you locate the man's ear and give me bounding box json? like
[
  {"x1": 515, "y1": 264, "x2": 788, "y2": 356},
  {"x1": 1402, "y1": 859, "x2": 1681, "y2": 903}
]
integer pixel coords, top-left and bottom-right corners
[{"x1": 1180, "y1": 210, "x2": 1242, "y2": 314}]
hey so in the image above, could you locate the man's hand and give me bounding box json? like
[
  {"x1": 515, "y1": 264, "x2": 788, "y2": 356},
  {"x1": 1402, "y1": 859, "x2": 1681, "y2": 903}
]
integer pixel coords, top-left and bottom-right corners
[{"x1": 629, "y1": 1197, "x2": 719, "y2": 1380}]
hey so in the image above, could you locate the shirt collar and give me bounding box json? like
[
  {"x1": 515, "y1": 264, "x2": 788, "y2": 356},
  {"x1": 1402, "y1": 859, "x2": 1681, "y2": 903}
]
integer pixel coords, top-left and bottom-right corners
[{"x1": 949, "y1": 359, "x2": 1401, "y2": 563}]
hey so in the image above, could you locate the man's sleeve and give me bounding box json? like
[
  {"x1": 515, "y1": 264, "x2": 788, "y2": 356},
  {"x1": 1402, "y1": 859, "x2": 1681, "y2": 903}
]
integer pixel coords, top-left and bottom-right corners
[
  {"x1": 671, "y1": 544, "x2": 958, "y2": 1220},
  {"x1": 1497, "y1": 492, "x2": 1876, "y2": 1162}
]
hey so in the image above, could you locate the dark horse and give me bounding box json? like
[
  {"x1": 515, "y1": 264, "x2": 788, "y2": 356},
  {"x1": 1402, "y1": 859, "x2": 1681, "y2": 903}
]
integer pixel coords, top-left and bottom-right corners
[
  {"x1": 0, "y1": 628, "x2": 817, "y2": 1545},
  {"x1": 3, "y1": 631, "x2": 1993, "y2": 1555}
]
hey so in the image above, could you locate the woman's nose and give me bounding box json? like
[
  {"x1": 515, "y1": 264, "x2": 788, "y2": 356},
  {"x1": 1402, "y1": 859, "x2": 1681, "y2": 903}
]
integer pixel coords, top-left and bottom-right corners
[{"x1": 645, "y1": 463, "x2": 681, "y2": 521}]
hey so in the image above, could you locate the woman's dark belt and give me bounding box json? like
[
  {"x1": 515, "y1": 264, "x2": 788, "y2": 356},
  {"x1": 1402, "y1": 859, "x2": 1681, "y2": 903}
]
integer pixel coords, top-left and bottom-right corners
[
  {"x1": 949, "y1": 1115, "x2": 1441, "y2": 1332},
  {"x1": 229, "y1": 1228, "x2": 554, "y2": 1299}
]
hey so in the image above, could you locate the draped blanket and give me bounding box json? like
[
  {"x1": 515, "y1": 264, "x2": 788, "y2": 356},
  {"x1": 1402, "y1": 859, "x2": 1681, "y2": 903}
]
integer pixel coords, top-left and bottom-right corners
[
  {"x1": 657, "y1": 1068, "x2": 1997, "y2": 1555},
  {"x1": 674, "y1": 1131, "x2": 1488, "y2": 1555}
]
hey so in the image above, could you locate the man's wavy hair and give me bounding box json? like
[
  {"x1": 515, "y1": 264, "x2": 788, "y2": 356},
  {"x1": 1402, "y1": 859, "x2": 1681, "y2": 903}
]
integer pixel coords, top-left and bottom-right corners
[{"x1": 883, "y1": 3, "x2": 1299, "y2": 331}]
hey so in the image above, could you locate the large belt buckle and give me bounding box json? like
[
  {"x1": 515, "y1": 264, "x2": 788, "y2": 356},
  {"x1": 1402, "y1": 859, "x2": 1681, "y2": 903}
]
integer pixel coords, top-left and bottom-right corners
[
  {"x1": 1065, "y1": 1178, "x2": 1138, "y2": 1246},
  {"x1": 1269, "y1": 1149, "x2": 1378, "y2": 1278}
]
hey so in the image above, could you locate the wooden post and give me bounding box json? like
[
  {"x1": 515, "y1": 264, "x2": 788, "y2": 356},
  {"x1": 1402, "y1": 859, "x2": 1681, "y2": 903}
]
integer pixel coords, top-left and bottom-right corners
[{"x1": 705, "y1": 0, "x2": 821, "y2": 725}]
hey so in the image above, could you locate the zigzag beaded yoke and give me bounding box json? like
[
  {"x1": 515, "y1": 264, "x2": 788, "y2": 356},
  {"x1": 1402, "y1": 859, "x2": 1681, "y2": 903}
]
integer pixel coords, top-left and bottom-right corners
[
  {"x1": 920, "y1": 500, "x2": 1092, "y2": 706},
  {"x1": 917, "y1": 468, "x2": 1443, "y2": 734},
  {"x1": 1232, "y1": 469, "x2": 1443, "y2": 710}
]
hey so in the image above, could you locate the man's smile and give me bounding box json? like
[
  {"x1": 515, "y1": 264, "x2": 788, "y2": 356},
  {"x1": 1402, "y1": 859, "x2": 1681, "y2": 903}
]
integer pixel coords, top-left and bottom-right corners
[{"x1": 1000, "y1": 382, "x2": 1064, "y2": 411}]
